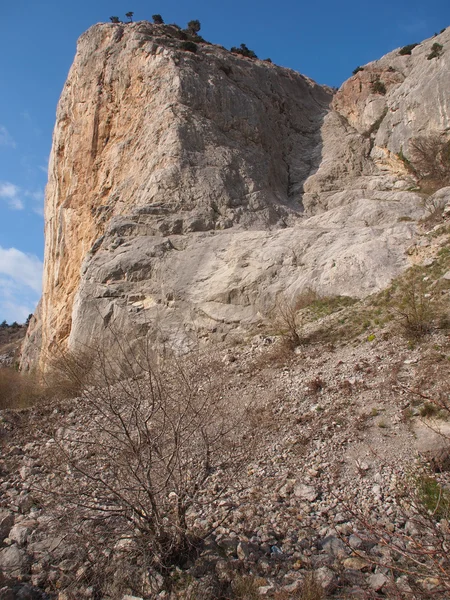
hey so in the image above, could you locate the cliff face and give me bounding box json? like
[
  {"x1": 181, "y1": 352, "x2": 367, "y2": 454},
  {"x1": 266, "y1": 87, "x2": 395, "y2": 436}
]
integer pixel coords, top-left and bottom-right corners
[{"x1": 22, "y1": 24, "x2": 450, "y2": 368}]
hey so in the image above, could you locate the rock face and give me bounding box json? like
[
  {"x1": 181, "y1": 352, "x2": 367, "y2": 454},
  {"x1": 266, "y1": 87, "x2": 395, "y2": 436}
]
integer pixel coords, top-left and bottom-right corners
[
  {"x1": 304, "y1": 28, "x2": 450, "y2": 211},
  {"x1": 22, "y1": 24, "x2": 450, "y2": 368}
]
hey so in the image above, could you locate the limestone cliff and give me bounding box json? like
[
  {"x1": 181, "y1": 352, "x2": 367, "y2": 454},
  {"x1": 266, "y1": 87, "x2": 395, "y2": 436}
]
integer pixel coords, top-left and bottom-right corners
[{"x1": 22, "y1": 23, "x2": 450, "y2": 368}]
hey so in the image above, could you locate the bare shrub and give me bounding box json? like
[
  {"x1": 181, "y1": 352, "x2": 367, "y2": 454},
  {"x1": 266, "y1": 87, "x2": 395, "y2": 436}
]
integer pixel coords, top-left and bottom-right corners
[
  {"x1": 37, "y1": 341, "x2": 253, "y2": 598},
  {"x1": 269, "y1": 289, "x2": 319, "y2": 348},
  {"x1": 409, "y1": 135, "x2": 450, "y2": 193},
  {"x1": 43, "y1": 345, "x2": 98, "y2": 399},
  {"x1": 392, "y1": 271, "x2": 435, "y2": 339},
  {"x1": 0, "y1": 367, "x2": 43, "y2": 409}
]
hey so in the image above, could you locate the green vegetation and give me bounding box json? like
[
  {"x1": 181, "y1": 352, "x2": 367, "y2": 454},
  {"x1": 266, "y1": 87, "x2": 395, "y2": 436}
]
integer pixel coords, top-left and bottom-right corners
[
  {"x1": 415, "y1": 474, "x2": 450, "y2": 520},
  {"x1": 125, "y1": 11, "x2": 133, "y2": 22},
  {"x1": 352, "y1": 66, "x2": 364, "y2": 75},
  {"x1": 230, "y1": 43, "x2": 258, "y2": 59},
  {"x1": 109, "y1": 16, "x2": 120, "y2": 24},
  {"x1": 371, "y1": 77, "x2": 386, "y2": 95},
  {"x1": 427, "y1": 42, "x2": 443, "y2": 60},
  {"x1": 180, "y1": 41, "x2": 198, "y2": 53},
  {"x1": 187, "y1": 19, "x2": 201, "y2": 35},
  {"x1": 152, "y1": 14, "x2": 164, "y2": 24},
  {"x1": 399, "y1": 43, "x2": 419, "y2": 55}
]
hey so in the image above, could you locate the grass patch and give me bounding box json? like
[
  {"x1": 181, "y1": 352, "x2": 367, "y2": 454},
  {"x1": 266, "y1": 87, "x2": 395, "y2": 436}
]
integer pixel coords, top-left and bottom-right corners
[{"x1": 415, "y1": 474, "x2": 450, "y2": 520}]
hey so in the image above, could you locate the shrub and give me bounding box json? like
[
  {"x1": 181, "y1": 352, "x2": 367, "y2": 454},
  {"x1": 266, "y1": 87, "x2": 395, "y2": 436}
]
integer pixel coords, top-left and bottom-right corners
[
  {"x1": 393, "y1": 270, "x2": 434, "y2": 339},
  {"x1": 152, "y1": 14, "x2": 164, "y2": 24},
  {"x1": 371, "y1": 78, "x2": 386, "y2": 95},
  {"x1": 352, "y1": 66, "x2": 364, "y2": 75},
  {"x1": 269, "y1": 289, "x2": 319, "y2": 348},
  {"x1": 38, "y1": 343, "x2": 252, "y2": 596},
  {"x1": 230, "y1": 43, "x2": 258, "y2": 59},
  {"x1": 427, "y1": 42, "x2": 443, "y2": 60},
  {"x1": 109, "y1": 16, "x2": 120, "y2": 24},
  {"x1": 180, "y1": 41, "x2": 198, "y2": 53},
  {"x1": 399, "y1": 43, "x2": 419, "y2": 55},
  {"x1": 0, "y1": 367, "x2": 43, "y2": 410},
  {"x1": 409, "y1": 135, "x2": 450, "y2": 191}
]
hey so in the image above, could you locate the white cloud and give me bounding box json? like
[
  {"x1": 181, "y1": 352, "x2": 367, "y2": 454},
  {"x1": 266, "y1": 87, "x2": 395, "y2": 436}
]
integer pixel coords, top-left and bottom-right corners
[
  {"x1": 0, "y1": 247, "x2": 43, "y2": 293},
  {"x1": 0, "y1": 181, "x2": 45, "y2": 214},
  {"x1": 0, "y1": 249, "x2": 43, "y2": 324},
  {"x1": 0, "y1": 125, "x2": 16, "y2": 148},
  {"x1": 0, "y1": 181, "x2": 24, "y2": 210}
]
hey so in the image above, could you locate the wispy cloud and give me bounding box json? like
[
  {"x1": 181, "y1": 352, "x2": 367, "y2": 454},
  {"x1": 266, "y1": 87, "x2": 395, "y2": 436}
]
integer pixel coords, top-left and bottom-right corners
[
  {"x1": 0, "y1": 182, "x2": 24, "y2": 210},
  {"x1": 0, "y1": 181, "x2": 45, "y2": 214},
  {"x1": 0, "y1": 248, "x2": 43, "y2": 323},
  {"x1": 25, "y1": 189, "x2": 45, "y2": 216},
  {"x1": 0, "y1": 125, "x2": 16, "y2": 148}
]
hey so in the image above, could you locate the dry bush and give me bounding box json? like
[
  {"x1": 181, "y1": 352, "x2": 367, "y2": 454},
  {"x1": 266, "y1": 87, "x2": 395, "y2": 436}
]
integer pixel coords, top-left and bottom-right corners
[
  {"x1": 392, "y1": 271, "x2": 435, "y2": 339},
  {"x1": 36, "y1": 340, "x2": 253, "y2": 598},
  {"x1": 43, "y1": 345, "x2": 98, "y2": 399},
  {"x1": 0, "y1": 367, "x2": 43, "y2": 409},
  {"x1": 269, "y1": 289, "x2": 319, "y2": 348},
  {"x1": 409, "y1": 135, "x2": 450, "y2": 193}
]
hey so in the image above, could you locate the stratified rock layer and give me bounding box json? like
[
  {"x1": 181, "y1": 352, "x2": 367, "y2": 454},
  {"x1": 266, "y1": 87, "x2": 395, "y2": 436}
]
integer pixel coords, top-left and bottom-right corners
[{"x1": 22, "y1": 24, "x2": 450, "y2": 367}]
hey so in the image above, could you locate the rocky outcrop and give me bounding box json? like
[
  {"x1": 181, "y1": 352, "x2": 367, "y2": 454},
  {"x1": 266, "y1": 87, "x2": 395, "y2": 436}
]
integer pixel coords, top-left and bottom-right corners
[
  {"x1": 304, "y1": 28, "x2": 450, "y2": 211},
  {"x1": 22, "y1": 23, "x2": 450, "y2": 368}
]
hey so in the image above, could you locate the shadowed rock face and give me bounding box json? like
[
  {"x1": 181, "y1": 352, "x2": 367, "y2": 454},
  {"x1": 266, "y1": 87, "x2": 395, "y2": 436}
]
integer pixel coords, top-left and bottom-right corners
[{"x1": 21, "y1": 23, "x2": 450, "y2": 369}]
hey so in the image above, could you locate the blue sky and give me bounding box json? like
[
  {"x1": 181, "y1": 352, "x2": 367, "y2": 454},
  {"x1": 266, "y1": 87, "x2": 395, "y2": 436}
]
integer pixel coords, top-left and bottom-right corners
[{"x1": 0, "y1": 0, "x2": 449, "y2": 323}]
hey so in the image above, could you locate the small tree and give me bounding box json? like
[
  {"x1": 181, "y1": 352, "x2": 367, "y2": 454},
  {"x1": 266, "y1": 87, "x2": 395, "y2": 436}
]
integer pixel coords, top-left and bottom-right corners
[
  {"x1": 187, "y1": 19, "x2": 201, "y2": 35},
  {"x1": 152, "y1": 14, "x2": 164, "y2": 24},
  {"x1": 125, "y1": 11, "x2": 134, "y2": 22},
  {"x1": 109, "y1": 16, "x2": 120, "y2": 24},
  {"x1": 230, "y1": 43, "x2": 258, "y2": 59}
]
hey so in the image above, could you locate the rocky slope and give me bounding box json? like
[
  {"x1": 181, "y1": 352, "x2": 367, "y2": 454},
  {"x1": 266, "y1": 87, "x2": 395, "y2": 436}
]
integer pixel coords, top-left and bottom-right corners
[
  {"x1": 1, "y1": 200, "x2": 449, "y2": 598},
  {"x1": 22, "y1": 24, "x2": 450, "y2": 369}
]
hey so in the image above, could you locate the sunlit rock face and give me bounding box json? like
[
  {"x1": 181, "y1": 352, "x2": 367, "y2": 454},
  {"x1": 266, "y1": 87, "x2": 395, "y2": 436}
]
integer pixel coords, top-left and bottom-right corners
[{"x1": 22, "y1": 24, "x2": 450, "y2": 368}]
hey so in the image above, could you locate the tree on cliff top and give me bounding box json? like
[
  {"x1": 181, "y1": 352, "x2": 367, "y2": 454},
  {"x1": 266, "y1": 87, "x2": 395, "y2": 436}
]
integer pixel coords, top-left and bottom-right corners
[
  {"x1": 152, "y1": 14, "x2": 164, "y2": 24},
  {"x1": 109, "y1": 16, "x2": 120, "y2": 23},
  {"x1": 187, "y1": 19, "x2": 201, "y2": 35},
  {"x1": 125, "y1": 11, "x2": 134, "y2": 22}
]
